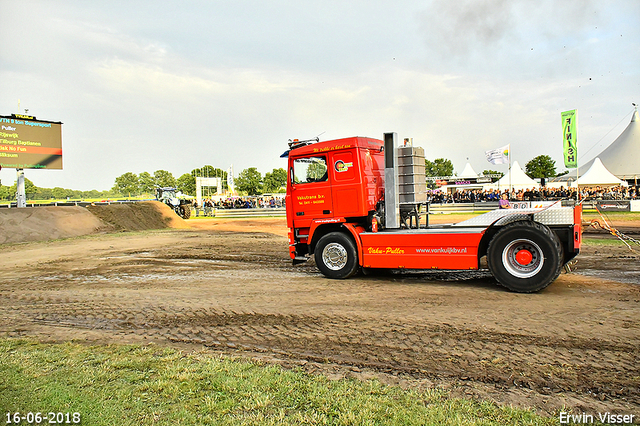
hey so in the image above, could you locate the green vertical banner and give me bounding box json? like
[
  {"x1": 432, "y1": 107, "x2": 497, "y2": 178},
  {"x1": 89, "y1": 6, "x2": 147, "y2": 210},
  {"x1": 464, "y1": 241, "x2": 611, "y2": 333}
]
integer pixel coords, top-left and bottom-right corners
[{"x1": 561, "y1": 109, "x2": 578, "y2": 168}]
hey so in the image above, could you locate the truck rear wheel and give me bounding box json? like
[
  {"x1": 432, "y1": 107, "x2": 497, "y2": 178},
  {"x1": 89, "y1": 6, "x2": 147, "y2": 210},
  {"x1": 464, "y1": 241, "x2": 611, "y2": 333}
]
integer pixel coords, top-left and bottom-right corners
[
  {"x1": 487, "y1": 221, "x2": 562, "y2": 293},
  {"x1": 315, "y1": 232, "x2": 359, "y2": 279}
]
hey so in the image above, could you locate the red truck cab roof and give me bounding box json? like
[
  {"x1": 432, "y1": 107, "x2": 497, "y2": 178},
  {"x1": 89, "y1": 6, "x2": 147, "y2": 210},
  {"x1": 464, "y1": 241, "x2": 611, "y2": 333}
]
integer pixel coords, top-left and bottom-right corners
[{"x1": 288, "y1": 136, "x2": 384, "y2": 158}]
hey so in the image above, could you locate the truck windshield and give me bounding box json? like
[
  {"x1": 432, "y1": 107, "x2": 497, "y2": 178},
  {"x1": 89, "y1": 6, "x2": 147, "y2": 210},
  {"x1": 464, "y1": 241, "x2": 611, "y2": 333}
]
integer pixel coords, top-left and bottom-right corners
[{"x1": 293, "y1": 156, "x2": 328, "y2": 184}]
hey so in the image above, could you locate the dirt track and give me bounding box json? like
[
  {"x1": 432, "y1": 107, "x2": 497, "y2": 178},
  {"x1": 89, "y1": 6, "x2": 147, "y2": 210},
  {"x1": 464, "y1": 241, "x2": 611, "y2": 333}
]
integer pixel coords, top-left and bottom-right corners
[{"x1": 0, "y1": 211, "x2": 639, "y2": 417}]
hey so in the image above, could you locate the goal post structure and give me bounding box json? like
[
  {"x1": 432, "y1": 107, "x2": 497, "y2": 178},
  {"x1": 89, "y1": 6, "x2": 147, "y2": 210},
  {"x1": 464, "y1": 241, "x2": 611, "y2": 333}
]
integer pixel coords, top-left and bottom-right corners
[{"x1": 195, "y1": 176, "x2": 223, "y2": 207}]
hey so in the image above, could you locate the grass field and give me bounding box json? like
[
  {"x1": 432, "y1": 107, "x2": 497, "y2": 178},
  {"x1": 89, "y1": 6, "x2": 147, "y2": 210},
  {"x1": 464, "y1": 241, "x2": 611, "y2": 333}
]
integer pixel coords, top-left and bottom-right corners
[
  {"x1": 0, "y1": 339, "x2": 561, "y2": 426},
  {"x1": 583, "y1": 211, "x2": 640, "y2": 222}
]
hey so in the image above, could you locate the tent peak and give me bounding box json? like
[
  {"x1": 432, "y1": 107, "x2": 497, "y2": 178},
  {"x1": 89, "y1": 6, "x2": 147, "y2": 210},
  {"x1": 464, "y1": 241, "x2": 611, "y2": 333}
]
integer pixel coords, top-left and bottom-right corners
[
  {"x1": 459, "y1": 163, "x2": 478, "y2": 178},
  {"x1": 577, "y1": 157, "x2": 626, "y2": 186}
]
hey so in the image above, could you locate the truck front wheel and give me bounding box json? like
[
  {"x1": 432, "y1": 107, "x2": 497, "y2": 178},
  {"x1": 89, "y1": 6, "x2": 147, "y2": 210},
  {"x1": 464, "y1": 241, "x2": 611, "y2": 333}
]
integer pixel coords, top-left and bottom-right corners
[
  {"x1": 487, "y1": 221, "x2": 562, "y2": 293},
  {"x1": 315, "y1": 232, "x2": 359, "y2": 279}
]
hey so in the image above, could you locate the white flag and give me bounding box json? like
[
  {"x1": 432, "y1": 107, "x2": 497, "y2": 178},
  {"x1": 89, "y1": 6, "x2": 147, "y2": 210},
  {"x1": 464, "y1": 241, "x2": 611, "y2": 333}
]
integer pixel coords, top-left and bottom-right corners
[
  {"x1": 485, "y1": 145, "x2": 510, "y2": 165},
  {"x1": 227, "y1": 165, "x2": 235, "y2": 193}
]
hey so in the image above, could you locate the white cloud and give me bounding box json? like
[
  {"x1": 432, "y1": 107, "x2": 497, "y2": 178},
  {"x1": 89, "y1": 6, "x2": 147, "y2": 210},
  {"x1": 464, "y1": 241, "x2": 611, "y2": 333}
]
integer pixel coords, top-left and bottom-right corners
[{"x1": 1, "y1": 0, "x2": 639, "y2": 190}]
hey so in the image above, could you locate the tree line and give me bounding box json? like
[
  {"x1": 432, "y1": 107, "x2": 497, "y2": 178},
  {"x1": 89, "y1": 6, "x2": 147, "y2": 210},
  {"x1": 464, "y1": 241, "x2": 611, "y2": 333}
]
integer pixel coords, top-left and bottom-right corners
[
  {"x1": 0, "y1": 178, "x2": 114, "y2": 201},
  {"x1": 0, "y1": 154, "x2": 562, "y2": 201},
  {"x1": 111, "y1": 166, "x2": 288, "y2": 198},
  {"x1": 427, "y1": 154, "x2": 565, "y2": 180},
  {"x1": 0, "y1": 165, "x2": 288, "y2": 201}
]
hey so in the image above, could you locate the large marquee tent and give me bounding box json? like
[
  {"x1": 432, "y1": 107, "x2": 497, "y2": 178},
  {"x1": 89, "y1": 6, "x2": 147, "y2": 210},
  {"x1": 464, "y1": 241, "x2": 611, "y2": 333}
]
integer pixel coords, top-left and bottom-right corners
[{"x1": 557, "y1": 107, "x2": 640, "y2": 184}]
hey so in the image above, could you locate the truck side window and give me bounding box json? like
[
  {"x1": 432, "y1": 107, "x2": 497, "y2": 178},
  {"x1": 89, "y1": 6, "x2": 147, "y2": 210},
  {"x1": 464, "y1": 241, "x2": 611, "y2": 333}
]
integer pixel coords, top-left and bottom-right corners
[{"x1": 293, "y1": 156, "x2": 328, "y2": 184}]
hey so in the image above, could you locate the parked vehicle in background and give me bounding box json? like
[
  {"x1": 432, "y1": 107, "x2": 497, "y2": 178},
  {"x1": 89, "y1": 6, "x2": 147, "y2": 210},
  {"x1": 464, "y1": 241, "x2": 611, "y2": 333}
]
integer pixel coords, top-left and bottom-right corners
[{"x1": 155, "y1": 187, "x2": 192, "y2": 219}]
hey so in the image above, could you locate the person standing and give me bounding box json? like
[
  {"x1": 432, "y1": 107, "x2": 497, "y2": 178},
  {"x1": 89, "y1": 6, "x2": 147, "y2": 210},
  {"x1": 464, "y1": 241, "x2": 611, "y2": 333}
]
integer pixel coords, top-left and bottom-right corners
[{"x1": 499, "y1": 193, "x2": 512, "y2": 209}]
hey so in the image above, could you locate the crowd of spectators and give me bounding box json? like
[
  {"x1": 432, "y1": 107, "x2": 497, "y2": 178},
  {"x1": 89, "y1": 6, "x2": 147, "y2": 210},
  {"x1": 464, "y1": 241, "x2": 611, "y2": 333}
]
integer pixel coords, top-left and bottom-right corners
[
  {"x1": 192, "y1": 196, "x2": 284, "y2": 216},
  {"x1": 428, "y1": 185, "x2": 638, "y2": 204},
  {"x1": 189, "y1": 185, "x2": 638, "y2": 216}
]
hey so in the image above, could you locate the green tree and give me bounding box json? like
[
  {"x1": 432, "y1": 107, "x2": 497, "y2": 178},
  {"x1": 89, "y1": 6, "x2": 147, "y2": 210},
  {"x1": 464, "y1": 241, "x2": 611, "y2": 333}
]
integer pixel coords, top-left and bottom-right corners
[
  {"x1": 84, "y1": 189, "x2": 102, "y2": 198},
  {"x1": 34, "y1": 187, "x2": 54, "y2": 200},
  {"x1": 425, "y1": 158, "x2": 454, "y2": 177},
  {"x1": 113, "y1": 172, "x2": 139, "y2": 196},
  {"x1": 177, "y1": 173, "x2": 196, "y2": 196},
  {"x1": 8, "y1": 177, "x2": 37, "y2": 200},
  {"x1": 24, "y1": 178, "x2": 37, "y2": 198},
  {"x1": 263, "y1": 168, "x2": 287, "y2": 193},
  {"x1": 482, "y1": 169, "x2": 504, "y2": 183},
  {"x1": 52, "y1": 187, "x2": 70, "y2": 199},
  {"x1": 191, "y1": 166, "x2": 228, "y2": 192},
  {"x1": 235, "y1": 167, "x2": 263, "y2": 195},
  {"x1": 0, "y1": 184, "x2": 10, "y2": 200},
  {"x1": 525, "y1": 155, "x2": 557, "y2": 179},
  {"x1": 139, "y1": 172, "x2": 155, "y2": 195},
  {"x1": 153, "y1": 170, "x2": 176, "y2": 188},
  {"x1": 192, "y1": 166, "x2": 227, "y2": 179}
]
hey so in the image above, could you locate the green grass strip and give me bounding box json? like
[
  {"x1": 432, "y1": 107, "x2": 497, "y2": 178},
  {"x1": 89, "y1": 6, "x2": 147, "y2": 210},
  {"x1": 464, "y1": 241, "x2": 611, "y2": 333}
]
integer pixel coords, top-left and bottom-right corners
[
  {"x1": 583, "y1": 237, "x2": 637, "y2": 246},
  {"x1": 0, "y1": 339, "x2": 559, "y2": 425}
]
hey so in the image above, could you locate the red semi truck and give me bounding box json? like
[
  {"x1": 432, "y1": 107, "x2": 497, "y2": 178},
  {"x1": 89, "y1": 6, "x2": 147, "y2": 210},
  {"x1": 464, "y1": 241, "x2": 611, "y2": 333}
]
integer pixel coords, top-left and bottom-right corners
[{"x1": 283, "y1": 133, "x2": 582, "y2": 293}]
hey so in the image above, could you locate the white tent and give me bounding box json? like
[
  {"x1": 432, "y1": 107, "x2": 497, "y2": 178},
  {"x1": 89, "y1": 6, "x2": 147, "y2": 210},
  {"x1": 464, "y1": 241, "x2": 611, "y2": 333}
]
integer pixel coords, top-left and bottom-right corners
[
  {"x1": 458, "y1": 163, "x2": 478, "y2": 178},
  {"x1": 576, "y1": 157, "x2": 627, "y2": 187},
  {"x1": 484, "y1": 161, "x2": 539, "y2": 190}
]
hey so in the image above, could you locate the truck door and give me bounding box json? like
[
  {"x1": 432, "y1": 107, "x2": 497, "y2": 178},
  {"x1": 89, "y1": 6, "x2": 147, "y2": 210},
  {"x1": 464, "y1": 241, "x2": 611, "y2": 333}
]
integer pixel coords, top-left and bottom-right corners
[
  {"x1": 330, "y1": 150, "x2": 362, "y2": 217},
  {"x1": 290, "y1": 155, "x2": 334, "y2": 229}
]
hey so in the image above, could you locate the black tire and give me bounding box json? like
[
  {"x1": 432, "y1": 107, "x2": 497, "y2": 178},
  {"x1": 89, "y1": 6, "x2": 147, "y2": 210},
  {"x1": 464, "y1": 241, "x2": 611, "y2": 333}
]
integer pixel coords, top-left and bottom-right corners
[
  {"x1": 487, "y1": 220, "x2": 562, "y2": 293},
  {"x1": 179, "y1": 205, "x2": 191, "y2": 219},
  {"x1": 314, "y1": 232, "x2": 359, "y2": 279}
]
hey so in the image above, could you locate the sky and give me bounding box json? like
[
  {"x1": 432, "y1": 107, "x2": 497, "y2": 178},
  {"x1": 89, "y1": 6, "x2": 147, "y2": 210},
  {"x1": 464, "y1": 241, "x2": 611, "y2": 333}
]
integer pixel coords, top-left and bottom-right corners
[{"x1": 1, "y1": 0, "x2": 639, "y2": 191}]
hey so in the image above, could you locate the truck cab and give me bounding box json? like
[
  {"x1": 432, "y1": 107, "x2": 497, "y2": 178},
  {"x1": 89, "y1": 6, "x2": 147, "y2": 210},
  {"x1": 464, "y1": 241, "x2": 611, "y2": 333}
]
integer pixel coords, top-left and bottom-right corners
[{"x1": 285, "y1": 137, "x2": 385, "y2": 260}]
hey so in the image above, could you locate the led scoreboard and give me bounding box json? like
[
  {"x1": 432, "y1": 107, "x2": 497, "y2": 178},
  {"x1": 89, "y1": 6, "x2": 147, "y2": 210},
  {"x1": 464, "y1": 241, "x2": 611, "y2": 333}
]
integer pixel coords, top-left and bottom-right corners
[{"x1": 0, "y1": 114, "x2": 63, "y2": 169}]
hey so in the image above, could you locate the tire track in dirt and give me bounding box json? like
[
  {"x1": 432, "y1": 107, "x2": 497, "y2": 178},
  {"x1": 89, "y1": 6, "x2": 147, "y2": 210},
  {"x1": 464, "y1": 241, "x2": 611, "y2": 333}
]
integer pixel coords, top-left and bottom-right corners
[{"x1": 6, "y1": 295, "x2": 637, "y2": 404}]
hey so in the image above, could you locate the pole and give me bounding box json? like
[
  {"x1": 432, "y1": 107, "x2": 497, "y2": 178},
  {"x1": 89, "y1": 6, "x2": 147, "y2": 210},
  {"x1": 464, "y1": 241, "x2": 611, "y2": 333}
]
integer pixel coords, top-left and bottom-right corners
[
  {"x1": 16, "y1": 169, "x2": 26, "y2": 208},
  {"x1": 575, "y1": 110, "x2": 579, "y2": 201},
  {"x1": 508, "y1": 144, "x2": 512, "y2": 195}
]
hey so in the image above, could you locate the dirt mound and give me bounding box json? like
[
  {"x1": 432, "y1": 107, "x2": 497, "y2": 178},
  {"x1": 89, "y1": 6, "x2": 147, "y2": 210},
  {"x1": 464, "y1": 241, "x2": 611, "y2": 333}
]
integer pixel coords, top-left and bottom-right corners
[
  {"x1": 0, "y1": 201, "x2": 189, "y2": 244},
  {"x1": 0, "y1": 206, "x2": 111, "y2": 244},
  {"x1": 86, "y1": 201, "x2": 190, "y2": 232}
]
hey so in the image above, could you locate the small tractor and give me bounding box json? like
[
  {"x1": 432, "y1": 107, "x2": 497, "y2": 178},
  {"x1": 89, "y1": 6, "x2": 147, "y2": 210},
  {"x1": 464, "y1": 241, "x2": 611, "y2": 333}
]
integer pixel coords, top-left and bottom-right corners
[
  {"x1": 283, "y1": 133, "x2": 582, "y2": 293},
  {"x1": 155, "y1": 187, "x2": 192, "y2": 219}
]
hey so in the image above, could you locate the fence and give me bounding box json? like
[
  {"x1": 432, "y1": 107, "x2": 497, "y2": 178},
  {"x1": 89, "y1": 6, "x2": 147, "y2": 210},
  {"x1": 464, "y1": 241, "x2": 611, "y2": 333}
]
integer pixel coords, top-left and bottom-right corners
[
  {"x1": 0, "y1": 200, "x2": 138, "y2": 208},
  {"x1": 210, "y1": 200, "x2": 590, "y2": 218},
  {"x1": 210, "y1": 207, "x2": 286, "y2": 218},
  {"x1": 0, "y1": 200, "x2": 604, "y2": 214}
]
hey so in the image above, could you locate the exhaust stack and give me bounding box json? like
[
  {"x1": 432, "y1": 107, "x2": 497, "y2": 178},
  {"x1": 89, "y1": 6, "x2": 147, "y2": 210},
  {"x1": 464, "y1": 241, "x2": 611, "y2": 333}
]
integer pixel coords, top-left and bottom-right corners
[
  {"x1": 384, "y1": 132, "x2": 400, "y2": 229},
  {"x1": 384, "y1": 133, "x2": 427, "y2": 229}
]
